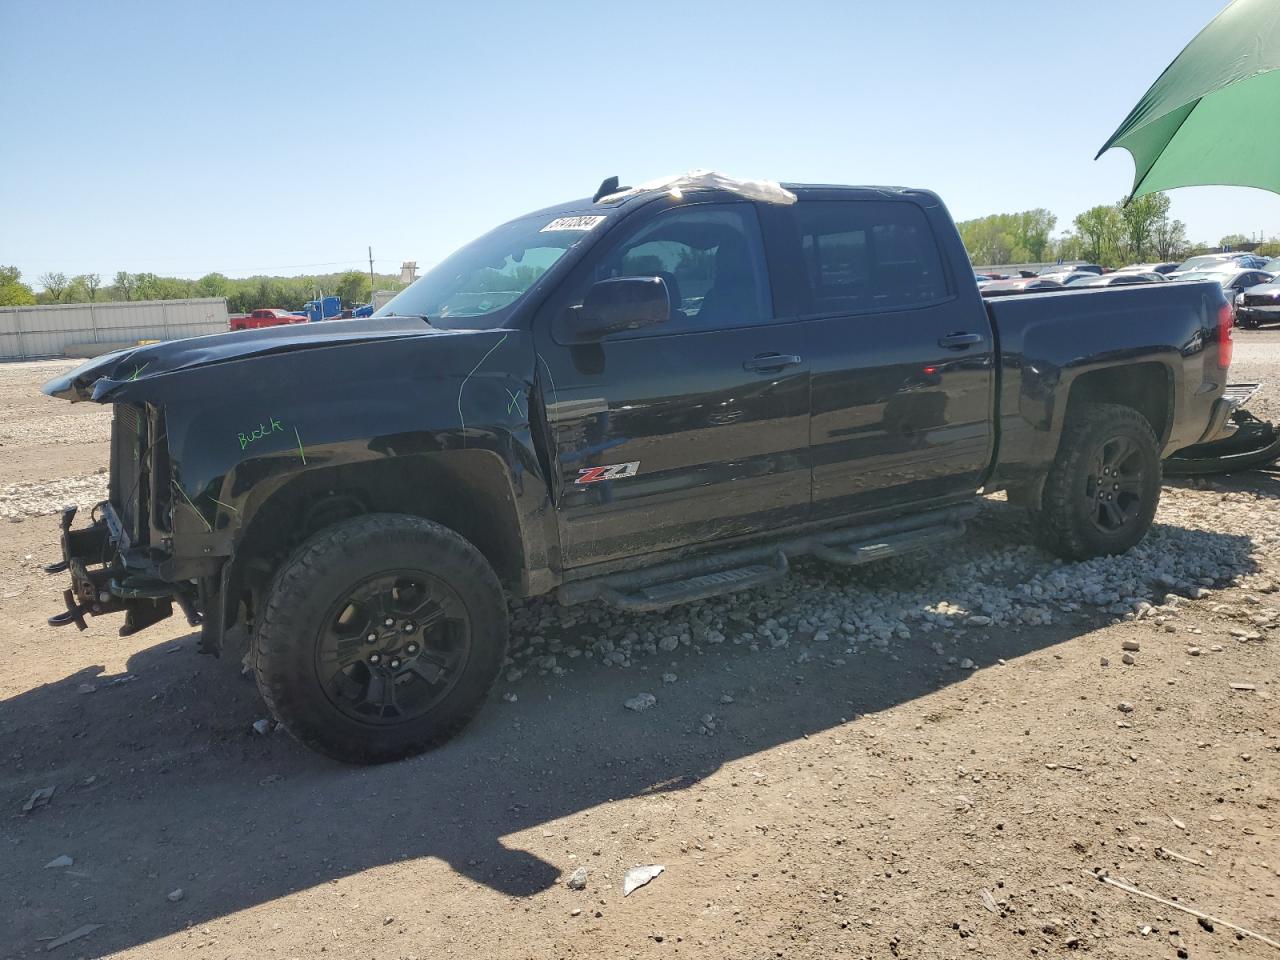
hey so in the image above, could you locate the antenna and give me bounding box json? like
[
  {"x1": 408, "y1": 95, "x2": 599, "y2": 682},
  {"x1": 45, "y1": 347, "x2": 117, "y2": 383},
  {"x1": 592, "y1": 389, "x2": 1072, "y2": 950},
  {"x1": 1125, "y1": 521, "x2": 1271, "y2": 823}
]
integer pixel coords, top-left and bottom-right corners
[{"x1": 593, "y1": 176, "x2": 620, "y2": 202}]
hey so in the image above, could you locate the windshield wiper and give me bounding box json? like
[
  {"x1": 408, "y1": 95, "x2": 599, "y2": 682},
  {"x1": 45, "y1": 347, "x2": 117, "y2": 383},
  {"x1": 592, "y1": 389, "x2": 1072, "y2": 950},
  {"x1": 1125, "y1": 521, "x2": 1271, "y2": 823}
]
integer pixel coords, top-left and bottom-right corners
[{"x1": 380, "y1": 313, "x2": 436, "y2": 325}]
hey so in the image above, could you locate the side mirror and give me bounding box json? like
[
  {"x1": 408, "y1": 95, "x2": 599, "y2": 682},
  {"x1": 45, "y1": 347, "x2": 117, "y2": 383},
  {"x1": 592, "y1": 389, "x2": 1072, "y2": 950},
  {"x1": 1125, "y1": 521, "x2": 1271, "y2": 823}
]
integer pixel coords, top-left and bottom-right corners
[{"x1": 569, "y1": 276, "x2": 670, "y2": 340}]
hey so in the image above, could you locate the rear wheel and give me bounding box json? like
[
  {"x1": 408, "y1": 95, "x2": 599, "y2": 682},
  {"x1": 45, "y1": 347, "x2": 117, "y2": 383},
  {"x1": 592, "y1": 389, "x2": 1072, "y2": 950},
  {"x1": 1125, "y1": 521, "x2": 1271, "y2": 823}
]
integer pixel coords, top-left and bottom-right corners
[
  {"x1": 1030, "y1": 403, "x2": 1161, "y2": 560},
  {"x1": 254, "y1": 514, "x2": 507, "y2": 764}
]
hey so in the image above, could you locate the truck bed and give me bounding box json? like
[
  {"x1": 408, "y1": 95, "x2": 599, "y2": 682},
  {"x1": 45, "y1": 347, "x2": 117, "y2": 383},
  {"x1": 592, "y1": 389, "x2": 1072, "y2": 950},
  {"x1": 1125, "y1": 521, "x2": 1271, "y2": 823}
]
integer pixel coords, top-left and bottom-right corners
[{"x1": 984, "y1": 279, "x2": 1231, "y2": 491}]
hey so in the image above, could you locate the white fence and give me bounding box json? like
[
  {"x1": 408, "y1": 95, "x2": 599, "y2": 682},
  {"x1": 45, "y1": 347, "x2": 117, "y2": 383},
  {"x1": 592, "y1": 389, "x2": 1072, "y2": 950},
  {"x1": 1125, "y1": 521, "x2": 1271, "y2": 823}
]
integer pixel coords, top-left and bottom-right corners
[
  {"x1": 972, "y1": 260, "x2": 1092, "y2": 276},
  {"x1": 0, "y1": 298, "x2": 230, "y2": 360}
]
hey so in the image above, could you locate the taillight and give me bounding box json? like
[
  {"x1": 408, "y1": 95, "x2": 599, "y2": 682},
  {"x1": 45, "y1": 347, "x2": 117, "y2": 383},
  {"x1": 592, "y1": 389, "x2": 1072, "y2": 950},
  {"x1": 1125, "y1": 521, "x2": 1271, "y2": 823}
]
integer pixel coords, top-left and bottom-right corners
[{"x1": 1218, "y1": 301, "x2": 1234, "y2": 369}]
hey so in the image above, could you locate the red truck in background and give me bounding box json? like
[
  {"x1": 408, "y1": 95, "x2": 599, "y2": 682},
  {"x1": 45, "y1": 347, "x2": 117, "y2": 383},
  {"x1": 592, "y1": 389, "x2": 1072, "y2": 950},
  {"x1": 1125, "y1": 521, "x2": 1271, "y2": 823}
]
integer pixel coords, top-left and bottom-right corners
[{"x1": 229, "y1": 308, "x2": 307, "y2": 331}]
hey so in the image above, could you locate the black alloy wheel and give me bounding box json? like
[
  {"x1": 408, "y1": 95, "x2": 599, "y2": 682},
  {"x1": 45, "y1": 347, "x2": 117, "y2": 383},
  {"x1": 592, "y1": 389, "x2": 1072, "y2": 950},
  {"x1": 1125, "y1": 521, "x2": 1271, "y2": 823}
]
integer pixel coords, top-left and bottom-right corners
[
  {"x1": 317, "y1": 571, "x2": 471, "y2": 725},
  {"x1": 1030, "y1": 402, "x2": 1161, "y2": 560},
  {"x1": 1086, "y1": 435, "x2": 1145, "y2": 534}
]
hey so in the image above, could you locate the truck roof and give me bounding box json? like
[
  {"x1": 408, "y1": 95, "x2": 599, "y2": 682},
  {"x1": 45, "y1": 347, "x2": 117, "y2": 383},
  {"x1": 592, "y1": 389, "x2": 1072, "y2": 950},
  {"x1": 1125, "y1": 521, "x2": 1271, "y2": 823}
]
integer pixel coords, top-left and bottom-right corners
[{"x1": 518, "y1": 181, "x2": 944, "y2": 225}]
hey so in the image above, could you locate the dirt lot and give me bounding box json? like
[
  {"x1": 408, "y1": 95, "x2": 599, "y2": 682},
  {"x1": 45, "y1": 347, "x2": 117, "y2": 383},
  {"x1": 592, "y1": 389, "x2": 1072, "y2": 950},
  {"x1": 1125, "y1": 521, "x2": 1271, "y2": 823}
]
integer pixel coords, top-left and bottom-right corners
[{"x1": 1, "y1": 345, "x2": 1277, "y2": 959}]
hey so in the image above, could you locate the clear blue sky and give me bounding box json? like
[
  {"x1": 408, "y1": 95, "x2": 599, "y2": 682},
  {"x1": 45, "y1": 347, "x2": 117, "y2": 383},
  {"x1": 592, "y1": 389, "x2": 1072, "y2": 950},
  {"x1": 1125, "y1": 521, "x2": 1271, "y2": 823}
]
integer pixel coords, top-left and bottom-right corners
[{"x1": 3, "y1": 0, "x2": 1277, "y2": 287}]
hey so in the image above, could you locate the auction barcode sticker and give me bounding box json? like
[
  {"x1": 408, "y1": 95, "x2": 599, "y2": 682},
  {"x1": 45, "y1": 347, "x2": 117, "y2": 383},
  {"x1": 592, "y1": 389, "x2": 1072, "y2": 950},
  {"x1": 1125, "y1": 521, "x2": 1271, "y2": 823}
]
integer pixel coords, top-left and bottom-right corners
[{"x1": 541, "y1": 216, "x2": 607, "y2": 232}]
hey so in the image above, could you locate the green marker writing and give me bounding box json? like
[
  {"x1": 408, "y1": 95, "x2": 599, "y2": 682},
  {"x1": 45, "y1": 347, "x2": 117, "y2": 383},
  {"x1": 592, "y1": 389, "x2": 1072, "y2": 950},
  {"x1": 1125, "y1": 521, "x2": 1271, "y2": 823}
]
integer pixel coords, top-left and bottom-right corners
[{"x1": 238, "y1": 416, "x2": 284, "y2": 450}]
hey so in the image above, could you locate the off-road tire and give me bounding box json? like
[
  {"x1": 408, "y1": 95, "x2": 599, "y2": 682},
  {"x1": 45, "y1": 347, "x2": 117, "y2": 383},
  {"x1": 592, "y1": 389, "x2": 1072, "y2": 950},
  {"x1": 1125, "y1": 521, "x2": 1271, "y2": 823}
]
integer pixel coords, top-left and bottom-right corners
[
  {"x1": 1030, "y1": 402, "x2": 1161, "y2": 561},
  {"x1": 253, "y1": 514, "x2": 507, "y2": 764}
]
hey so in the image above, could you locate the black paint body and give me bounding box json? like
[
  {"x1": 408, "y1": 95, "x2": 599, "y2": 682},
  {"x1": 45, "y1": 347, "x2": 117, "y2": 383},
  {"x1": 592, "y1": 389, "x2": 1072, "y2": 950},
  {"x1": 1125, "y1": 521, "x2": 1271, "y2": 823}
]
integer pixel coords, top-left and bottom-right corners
[{"x1": 42, "y1": 184, "x2": 1230, "y2": 648}]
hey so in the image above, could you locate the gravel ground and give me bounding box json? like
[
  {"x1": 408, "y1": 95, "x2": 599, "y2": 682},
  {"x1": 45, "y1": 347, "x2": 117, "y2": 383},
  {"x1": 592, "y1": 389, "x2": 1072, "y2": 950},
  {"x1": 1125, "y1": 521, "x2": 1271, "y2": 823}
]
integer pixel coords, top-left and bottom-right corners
[
  {"x1": 1229, "y1": 336, "x2": 1280, "y2": 424},
  {"x1": 0, "y1": 473, "x2": 108, "y2": 523},
  {"x1": 0, "y1": 346, "x2": 1277, "y2": 959}
]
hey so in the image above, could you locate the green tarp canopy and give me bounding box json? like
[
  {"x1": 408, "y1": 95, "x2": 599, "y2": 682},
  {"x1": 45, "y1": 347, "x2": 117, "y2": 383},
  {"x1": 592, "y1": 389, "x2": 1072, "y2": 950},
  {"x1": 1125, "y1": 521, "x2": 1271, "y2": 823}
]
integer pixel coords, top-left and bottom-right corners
[{"x1": 1097, "y1": 0, "x2": 1280, "y2": 200}]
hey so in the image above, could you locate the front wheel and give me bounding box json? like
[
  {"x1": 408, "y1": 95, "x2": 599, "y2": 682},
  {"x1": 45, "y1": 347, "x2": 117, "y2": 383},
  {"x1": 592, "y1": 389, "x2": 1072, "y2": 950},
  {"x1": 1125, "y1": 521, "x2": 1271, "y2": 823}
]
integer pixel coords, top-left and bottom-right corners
[
  {"x1": 253, "y1": 514, "x2": 508, "y2": 764},
  {"x1": 1029, "y1": 403, "x2": 1161, "y2": 561}
]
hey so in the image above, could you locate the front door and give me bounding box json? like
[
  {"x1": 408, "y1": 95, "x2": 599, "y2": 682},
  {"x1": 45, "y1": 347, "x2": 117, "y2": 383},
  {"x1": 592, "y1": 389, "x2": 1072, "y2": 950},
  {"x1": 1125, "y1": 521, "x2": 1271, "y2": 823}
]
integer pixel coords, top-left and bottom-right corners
[{"x1": 533, "y1": 199, "x2": 811, "y2": 569}]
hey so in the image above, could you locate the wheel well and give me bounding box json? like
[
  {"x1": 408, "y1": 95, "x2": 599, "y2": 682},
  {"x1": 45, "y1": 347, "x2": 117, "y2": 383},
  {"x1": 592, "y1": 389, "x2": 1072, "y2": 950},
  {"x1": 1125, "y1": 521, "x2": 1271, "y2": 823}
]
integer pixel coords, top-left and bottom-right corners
[
  {"x1": 1065, "y1": 363, "x2": 1171, "y2": 444},
  {"x1": 227, "y1": 452, "x2": 526, "y2": 629}
]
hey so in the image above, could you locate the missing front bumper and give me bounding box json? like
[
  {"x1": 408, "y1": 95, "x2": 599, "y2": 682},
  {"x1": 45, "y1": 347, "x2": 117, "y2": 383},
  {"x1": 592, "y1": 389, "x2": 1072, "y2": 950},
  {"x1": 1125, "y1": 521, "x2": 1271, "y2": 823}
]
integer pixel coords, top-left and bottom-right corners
[{"x1": 44, "y1": 503, "x2": 180, "y2": 636}]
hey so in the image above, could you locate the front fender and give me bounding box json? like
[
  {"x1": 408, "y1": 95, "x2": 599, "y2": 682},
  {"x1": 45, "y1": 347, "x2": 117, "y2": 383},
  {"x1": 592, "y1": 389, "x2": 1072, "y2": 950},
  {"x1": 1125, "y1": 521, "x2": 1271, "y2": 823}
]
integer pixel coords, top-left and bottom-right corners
[{"x1": 127, "y1": 328, "x2": 555, "y2": 590}]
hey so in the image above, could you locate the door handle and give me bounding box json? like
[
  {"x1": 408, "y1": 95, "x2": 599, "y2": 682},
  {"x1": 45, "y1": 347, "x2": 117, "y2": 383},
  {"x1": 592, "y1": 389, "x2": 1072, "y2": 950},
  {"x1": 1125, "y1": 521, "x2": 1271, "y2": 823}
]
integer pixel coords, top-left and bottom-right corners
[
  {"x1": 743, "y1": 353, "x2": 803, "y2": 372},
  {"x1": 937, "y1": 332, "x2": 984, "y2": 349}
]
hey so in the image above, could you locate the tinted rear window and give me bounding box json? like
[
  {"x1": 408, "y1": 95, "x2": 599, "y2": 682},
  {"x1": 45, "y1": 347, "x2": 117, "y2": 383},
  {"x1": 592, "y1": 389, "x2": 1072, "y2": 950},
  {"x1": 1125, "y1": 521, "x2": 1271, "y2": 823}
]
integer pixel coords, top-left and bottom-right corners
[{"x1": 793, "y1": 200, "x2": 948, "y2": 313}]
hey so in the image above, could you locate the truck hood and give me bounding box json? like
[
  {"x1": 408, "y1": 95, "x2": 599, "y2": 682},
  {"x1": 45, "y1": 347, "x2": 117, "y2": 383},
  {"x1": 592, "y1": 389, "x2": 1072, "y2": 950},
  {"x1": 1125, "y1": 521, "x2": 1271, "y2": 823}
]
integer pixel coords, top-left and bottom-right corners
[
  {"x1": 1243, "y1": 282, "x2": 1280, "y2": 298},
  {"x1": 42, "y1": 316, "x2": 466, "y2": 402}
]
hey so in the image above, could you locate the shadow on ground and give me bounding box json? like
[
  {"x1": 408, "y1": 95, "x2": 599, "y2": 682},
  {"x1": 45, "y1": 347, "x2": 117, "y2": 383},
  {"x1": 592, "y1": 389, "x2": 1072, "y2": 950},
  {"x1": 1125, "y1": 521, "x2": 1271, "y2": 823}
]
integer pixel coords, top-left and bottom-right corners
[
  {"x1": 0, "y1": 515, "x2": 1260, "y2": 956},
  {"x1": 1166, "y1": 464, "x2": 1280, "y2": 498}
]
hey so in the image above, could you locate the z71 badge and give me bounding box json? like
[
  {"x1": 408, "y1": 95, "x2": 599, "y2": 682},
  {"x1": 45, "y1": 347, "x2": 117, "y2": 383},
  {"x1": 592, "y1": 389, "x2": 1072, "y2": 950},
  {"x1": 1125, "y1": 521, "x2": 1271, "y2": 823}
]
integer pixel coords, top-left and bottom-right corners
[{"x1": 575, "y1": 461, "x2": 640, "y2": 484}]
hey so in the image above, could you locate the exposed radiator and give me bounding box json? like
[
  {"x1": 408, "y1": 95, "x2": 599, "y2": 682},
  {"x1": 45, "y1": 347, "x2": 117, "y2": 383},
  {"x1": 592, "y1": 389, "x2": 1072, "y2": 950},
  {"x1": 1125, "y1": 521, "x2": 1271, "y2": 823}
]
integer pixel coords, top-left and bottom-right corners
[{"x1": 109, "y1": 404, "x2": 146, "y2": 543}]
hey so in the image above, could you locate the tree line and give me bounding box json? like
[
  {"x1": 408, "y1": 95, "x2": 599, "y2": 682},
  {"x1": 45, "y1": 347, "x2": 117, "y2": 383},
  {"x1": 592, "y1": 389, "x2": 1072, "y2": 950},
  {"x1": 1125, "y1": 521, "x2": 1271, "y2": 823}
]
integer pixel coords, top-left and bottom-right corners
[
  {"x1": 0, "y1": 267, "x2": 402, "y2": 312},
  {"x1": 957, "y1": 192, "x2": 1279, "y2": 268},
  {"x1": 6, "y1": 192, "x2": 1276, "y2": 311}
]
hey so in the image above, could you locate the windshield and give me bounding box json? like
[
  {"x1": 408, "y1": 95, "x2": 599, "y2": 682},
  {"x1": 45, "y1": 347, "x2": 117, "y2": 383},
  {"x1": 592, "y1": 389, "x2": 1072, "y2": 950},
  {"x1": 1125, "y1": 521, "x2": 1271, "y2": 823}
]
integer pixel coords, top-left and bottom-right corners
[
  {"x1": 1177, "y1": 255, "x2": 1231, "y2": 272},
  {"x1": 1177, "y1": 271, "x2": 1233, "y2": 283},
  {"x1": 375, "y1": 213, "x2": 606, "y2": 329}
]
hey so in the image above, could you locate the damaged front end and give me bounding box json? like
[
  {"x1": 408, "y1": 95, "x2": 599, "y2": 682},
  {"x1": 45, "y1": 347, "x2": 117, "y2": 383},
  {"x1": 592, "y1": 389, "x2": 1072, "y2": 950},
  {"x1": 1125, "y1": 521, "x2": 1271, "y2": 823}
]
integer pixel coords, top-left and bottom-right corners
[
  {"x1": 46, "y1": 401, "x2": 201, "y2": 637},
  {"x1": 40, "y1": 318, "x2": 448, "y2": 645},
  {"x1": 40, "y1": 316, "x2": 546, "y2": 655}
]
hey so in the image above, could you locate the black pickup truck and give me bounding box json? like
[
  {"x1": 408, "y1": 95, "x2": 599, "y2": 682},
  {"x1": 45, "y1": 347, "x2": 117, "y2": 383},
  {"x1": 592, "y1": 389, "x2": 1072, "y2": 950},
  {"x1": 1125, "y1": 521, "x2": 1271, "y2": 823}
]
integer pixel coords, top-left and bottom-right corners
[{"x1": 42, "y1": 176, "x2": 1239, "y2": 763}]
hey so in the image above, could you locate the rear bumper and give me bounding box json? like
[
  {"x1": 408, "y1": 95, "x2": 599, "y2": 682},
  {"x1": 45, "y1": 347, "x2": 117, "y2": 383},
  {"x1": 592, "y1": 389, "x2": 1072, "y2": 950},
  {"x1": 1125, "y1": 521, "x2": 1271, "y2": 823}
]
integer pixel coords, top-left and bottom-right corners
[{"x1": 1194, "y1": 383, "x2": 1260, "y2": 444}]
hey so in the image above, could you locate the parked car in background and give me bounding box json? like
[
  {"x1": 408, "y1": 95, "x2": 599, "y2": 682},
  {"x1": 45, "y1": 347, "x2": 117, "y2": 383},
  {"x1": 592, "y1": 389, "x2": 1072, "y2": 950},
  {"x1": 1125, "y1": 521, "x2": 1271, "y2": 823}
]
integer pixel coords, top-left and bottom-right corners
[
  {"x1": 980, "y1": 277, "x2": 1064, "y2": 297},
  {"x1": 302, "y1": 295, "x2": 344, "y2": 323},
  {"x1": 1054, "y1": 271, "x2": 1105, "y2": 286},
  {"x1": 1262, "y1": 257, "x2": 1280, "y2": 274},
  {"x1": 1115, "y1": 262, "x2": 1180, "y2": 275},
  {"x1": 1172, "y1": 255, "x2": 1220, "y2": 275},
  {"x1": 1038, "y1": 263, "x2": 1103, "y2": 277},
  {"x1": 1233, "y1": 278, "x2": 1280, "y2": 328},
  {"x1": 1174, "y1": 269, "x2": 1275, "y2": 306},
  {"x1": 1233, "y1": 255, "x2": 1270, "y2": 269},
  {"x1": 229, "y1": 308, "x2": 308, "y2": 331},
  {"x1": 1171, "y1": 253, "x2": 1268, "y2": 277},
  {"x1": 1067, "y1": 271, "x2": 1166, "y2": 287}
]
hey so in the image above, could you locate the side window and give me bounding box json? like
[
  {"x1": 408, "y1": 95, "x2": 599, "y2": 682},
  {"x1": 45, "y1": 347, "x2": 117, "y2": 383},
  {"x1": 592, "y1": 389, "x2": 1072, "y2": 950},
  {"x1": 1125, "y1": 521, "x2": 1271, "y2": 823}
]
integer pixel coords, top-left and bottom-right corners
[
  {"x1": 565, "y1": 203, "x2": 772, "y2": 334},
  {"x1": 793, "y1": 200, "x2": 949, "y2": 313}
]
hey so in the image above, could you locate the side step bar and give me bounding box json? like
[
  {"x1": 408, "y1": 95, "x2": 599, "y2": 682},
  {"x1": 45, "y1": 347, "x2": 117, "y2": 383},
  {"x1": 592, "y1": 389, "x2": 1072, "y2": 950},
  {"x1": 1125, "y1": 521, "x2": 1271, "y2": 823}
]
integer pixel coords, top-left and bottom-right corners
[
  {"x1": 596, "y1": 552, "x2": 789, "y2": 613},
  {"x1": 811, "y1": 522, "x2": 966, "y2": 566},
  {"x1": 558, "y1": 503, "x2": 976, "y2": 613}
]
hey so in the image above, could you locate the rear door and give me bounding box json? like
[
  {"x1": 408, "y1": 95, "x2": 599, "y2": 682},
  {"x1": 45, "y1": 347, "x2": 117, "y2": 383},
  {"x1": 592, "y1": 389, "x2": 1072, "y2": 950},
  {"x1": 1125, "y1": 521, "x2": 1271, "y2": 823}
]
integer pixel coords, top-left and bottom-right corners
[
  {"x1": 533, "y1": 199, "x2": 811, "y2": 569},
  {"x1": 765, "y1": 194, "x2": 995, "y2": 519}
]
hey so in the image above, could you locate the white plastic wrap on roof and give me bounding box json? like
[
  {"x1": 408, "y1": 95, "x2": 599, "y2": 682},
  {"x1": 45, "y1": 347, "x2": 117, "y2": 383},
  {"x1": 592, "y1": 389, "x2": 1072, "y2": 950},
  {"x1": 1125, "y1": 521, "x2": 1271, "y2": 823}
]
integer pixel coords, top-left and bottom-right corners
[{"x1": 599, "y1": 170, "x2": 797, "y2": 205}]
